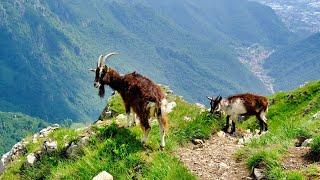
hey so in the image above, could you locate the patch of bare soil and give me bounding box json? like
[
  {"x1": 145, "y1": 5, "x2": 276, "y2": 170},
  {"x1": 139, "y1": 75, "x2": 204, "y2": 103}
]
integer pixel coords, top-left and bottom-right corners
[
  {"x1": 175, "y1": 134, "x2": 249, "y2": 180},
  {"x1": 282, "y1": 147, "x2": 312, "y2": 170}
]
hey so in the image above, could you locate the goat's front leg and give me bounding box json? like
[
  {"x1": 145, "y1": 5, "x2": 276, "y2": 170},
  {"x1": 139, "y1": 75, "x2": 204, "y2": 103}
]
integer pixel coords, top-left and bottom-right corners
[
  {"x1": 125, "y1": 104, "x2": 133, "y2": 127},
  {"x1": 229, "y1": 115, "x2": 237, "y2": 134},
  {"x1": 223, "y1": 115, "x2": 231, "y2": 133}
]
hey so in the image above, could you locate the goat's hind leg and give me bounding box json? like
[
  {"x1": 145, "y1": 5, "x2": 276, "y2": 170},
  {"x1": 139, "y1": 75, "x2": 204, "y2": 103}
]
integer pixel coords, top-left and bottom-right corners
[{"x1": 260, "y1": 111, "x2": 268, "y2": 132}]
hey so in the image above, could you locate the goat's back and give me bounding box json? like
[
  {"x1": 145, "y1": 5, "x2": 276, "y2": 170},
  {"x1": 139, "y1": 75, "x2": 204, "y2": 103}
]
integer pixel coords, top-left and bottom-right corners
[{"x1": 123, "y1": 72, "x2": 164, "y2": 103}]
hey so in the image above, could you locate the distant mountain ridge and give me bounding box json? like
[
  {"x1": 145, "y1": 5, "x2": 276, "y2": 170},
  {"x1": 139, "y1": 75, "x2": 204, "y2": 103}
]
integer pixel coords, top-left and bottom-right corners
[{"x1": 0, "y1": 0, "x2": 292, "y2": 123}]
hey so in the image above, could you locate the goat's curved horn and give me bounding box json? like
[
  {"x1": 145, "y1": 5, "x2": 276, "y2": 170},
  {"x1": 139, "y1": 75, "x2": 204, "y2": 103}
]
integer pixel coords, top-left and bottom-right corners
[
  {"x1": 103, "y1": 52, "x2": 118, "y2": 62},
  {"x1": 97, "y1": 54, "x2": 104, "y2": 68}
]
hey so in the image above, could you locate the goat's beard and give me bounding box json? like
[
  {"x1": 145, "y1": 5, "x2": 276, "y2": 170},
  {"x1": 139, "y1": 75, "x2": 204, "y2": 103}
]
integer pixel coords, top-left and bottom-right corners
[{"x1": 98, "y1": 85, "x2": 105, "y2": 98}]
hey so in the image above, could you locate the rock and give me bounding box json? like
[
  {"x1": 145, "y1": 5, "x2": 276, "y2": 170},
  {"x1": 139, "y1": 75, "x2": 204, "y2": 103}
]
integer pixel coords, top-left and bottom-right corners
[
  {"x1": 79, "y1": 136, "x2": 90, "y2": 146},
  {"x1": 183, "y1": 116, "x2": 191, "y2": 121},
  {"x1": 195, "y1": 103, "x2": 205, "y2": 109},
  {"x1": 219, "y1": 162, "x2": 229, "y2": 169},
  {"x1": 192, "y1": 139, "x2": 204, "y2": 145},
  {"x1": 43, "y1": 140, "x2": 58, "y2": 153},
  {"x1": 39, "y1": 124, "x2": 60, "y2": 137},
  {"x1": 165, "y1": 102, "x2": 177, "y2": 113},
  {"x1": 246, "y1": 129, "x2": 251, "y2": 134},
  {"x1": 217, "y1": 131, "x2": 226, "y2": 138},
  {"x1": 93, "y1": 171, "x2": 113, "y2": 180},
  {"x1": 32, "y1": 133, "x2": 39, "y2": 143},
  {"x1": 238, "y1": 138, "x2": 245, "y2": 145},
  {"x1": 66, "y1": 142, "x2": 79, "y2": 158},
  {"x1": 312, "y1": 111, "x2": 320, "y2": 120},
  {"x1": 116, "y1": 114, "x2": 126, "y2": 121},
  {"x1": 0, "y1": 160, "x2": 5, "y2": 174},
  {"x1": 301, "y1": 138, "x2": 313, "y2": 147},
  {"x1": 26, "y1": 153, "x2": 37, "y2": 166},
  {"x1": 253, "y1": 168, "x2": 266, "y2": 180}
]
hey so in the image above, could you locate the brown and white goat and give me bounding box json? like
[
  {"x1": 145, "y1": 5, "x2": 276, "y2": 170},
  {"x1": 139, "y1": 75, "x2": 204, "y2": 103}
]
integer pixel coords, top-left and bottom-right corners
[
  {"x1": 207, "y1": 93, "x2": 268, "y2": 134},
  {"x1": 90, "y1": 53, "x2": 168, "y2": 149}
]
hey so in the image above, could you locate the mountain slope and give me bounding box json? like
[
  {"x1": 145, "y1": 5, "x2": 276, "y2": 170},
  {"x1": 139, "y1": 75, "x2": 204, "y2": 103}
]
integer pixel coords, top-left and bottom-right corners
[
  {"x1": 1, "y1": 81, "x2": 320, "y2": 179},
  {"x1": 0, "y1": 0, "x2": 292, "y2": 123},
  {"x1": 0, "y1": 112, "x2": 48, "y2": 155},
  {"x1": 264, "y1": 33, "x2": 320, "y2": 91}
]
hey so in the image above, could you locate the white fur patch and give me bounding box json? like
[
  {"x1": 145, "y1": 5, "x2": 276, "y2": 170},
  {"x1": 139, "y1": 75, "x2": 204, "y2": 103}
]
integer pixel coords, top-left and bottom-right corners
[{"x1": 222, "y1": 98, "x2": 246, "y2": 116}]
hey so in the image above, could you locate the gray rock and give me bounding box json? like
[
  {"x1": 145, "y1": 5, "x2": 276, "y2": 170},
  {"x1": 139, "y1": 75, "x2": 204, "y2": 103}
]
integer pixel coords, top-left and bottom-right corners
[
  {"x1": 302, "y1": 138, "x2": 313, "y2": 147},
  {"x1": 253, "y1": 168, "x2": 266, "y2": 180},
  {"x1": 312, "y1": 111, "x2": 320, "y2": 120},
  {"x1": 93, "y1": 171, "x2": 113, "y2": 180},
  {"x1": 66, "y1": 142, "x2": 79, "y2": 158},
  {"x1": 43, "y1": 140, "x2": 58, "y2": 153},
  {"x1": 116, "y1": 114, "x2": 126, "y2": 121}
]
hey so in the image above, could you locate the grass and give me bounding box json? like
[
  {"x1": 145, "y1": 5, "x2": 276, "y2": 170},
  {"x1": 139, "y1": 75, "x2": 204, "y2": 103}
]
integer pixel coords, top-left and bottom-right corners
[
  {"x1": 237, "y1": 81, "x2": 320, "y2": 179},
  {"x1": 1, "y1": 93, "x2": 222, "y2": 179}
]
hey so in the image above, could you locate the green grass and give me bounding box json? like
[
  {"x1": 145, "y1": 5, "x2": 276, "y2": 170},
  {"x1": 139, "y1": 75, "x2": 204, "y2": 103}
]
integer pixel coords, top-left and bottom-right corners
[
  {"x1": 237, "y1": 81, "x2": 320, "y2": 179},
  {"x1": 1, "y1": 94, "x2": 221, "y2": 179}
]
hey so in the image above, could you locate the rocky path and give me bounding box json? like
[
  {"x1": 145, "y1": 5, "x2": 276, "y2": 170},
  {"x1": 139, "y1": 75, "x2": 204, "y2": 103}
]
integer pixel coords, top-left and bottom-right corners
[{"x1": 175, "y1": 133, "x2": 249, "y2": 180}]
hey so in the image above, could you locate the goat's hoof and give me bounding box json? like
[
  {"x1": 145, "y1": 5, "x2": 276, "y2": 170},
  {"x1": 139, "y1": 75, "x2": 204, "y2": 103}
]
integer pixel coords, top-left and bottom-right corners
[{"x1": 159, "y1": 146, "x2": 165, "y2": 151}]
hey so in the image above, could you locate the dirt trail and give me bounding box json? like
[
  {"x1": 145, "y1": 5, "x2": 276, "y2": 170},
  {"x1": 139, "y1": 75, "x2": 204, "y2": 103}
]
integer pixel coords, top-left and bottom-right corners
[{"x1": 175, "y1": 134, "x2": 249, "y2": 180}]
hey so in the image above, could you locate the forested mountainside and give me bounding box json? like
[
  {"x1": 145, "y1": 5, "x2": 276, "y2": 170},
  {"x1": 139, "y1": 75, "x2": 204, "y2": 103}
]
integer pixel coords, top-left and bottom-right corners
[
  {"x1": 0, "y1": 112, "x2": 48, "y2": 154},
  {"x1": 0, "y1": 0, "x2": 292, "y2": 123},
  {"x1": 264, "y1": 33, "x2": 320, "y2": 91}
]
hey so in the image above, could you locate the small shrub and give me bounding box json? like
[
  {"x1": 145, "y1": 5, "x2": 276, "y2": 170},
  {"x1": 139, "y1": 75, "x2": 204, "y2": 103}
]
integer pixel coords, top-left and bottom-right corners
[{"x1": 246, "y1": 151, "x2": 279, "y2": 170}]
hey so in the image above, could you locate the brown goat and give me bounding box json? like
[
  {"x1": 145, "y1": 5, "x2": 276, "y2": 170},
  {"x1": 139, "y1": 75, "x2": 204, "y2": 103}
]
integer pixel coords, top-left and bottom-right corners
[
  {"x1": 90, "y1": 53, "x2": 168, "y2": 149},
  {"x1": 208, "y1": 93, "x2": 268, "y2": 134}
]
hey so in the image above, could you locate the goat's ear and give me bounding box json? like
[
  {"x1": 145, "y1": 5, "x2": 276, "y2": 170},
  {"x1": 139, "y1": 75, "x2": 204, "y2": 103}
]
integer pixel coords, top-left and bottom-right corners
[{"x1": 89, "y1": 68, "x2": 96, "y2": 72}]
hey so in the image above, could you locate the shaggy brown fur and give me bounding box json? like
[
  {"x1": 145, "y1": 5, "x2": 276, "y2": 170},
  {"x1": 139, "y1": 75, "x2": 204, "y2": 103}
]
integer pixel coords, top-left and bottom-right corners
[{"x1": 95, "y1": 66, "x2": 168, "y2": 147}]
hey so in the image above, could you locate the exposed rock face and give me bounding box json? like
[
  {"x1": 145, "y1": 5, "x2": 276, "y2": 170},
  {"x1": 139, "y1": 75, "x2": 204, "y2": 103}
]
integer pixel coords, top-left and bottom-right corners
[
  {"x1": 1, "y1": 141, "x2": 27, "y2": 166},
  {"x1": 93, "y1": 171, "x2": 113, "y2": 180}
]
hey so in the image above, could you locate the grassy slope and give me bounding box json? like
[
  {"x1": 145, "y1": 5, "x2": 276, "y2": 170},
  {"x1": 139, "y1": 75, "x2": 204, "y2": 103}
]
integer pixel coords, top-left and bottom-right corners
[
  {"x1": 0, "y1": 112, "x2": 48, "y2": 155},
  {"x1": 0, "y1": 92, "x2": 224, "y2": 179},
  {"x1": 237, "y1": 81, "x2": 320, "y2": 179},
  {"x1": 264, "y1": 33, "x2": 320, "y2": 91}
]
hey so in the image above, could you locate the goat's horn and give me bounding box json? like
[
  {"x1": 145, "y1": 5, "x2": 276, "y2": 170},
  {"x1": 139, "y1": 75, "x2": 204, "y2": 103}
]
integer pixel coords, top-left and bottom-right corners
[
  {"x1": 98, "y1": 54, "x2": 104, "y2": 68},
  {"x1": 104, "y1": 52, "x2": 118, "y2": 62}
]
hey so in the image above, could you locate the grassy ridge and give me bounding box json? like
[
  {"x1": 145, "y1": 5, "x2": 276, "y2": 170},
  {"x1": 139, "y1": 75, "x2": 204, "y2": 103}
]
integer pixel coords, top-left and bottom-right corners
[
  {"x1": 1, "y1": 94, "x2": 223, "y2": 179},
  {"x1": 237, "y1": 81, "x2": 320, "y2": 179}
]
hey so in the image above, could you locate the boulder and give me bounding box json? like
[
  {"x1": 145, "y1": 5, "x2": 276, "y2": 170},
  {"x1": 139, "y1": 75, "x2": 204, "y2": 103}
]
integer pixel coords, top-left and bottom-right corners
[
  {"x1": 43, "y1": 140, "x2": 58, "y2": 153},
  {"x1": 219, "y1": 162, "x2": 229, "y2": 170},
  {"x1": 93, "y1": 171, "x2": 113, "y2": 180},
  {"x1": 66, "y1": 142, "x2": 79, "y2": 158},
  {"x1": 26, "y1": 153, "x2": 37, "y2": 166}
]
